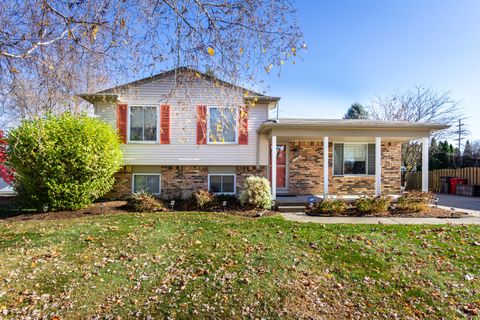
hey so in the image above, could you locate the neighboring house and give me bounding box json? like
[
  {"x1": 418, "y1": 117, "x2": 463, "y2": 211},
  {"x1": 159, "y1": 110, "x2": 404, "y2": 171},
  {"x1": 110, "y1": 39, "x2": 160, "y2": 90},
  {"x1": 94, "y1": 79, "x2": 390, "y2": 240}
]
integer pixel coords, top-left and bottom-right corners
[
  {"x1": 80, "y1": 67, "x2": 448, "y2": 200},
  {"x1": 0, "y1": 177, "x2": 14, "y2": 196}
]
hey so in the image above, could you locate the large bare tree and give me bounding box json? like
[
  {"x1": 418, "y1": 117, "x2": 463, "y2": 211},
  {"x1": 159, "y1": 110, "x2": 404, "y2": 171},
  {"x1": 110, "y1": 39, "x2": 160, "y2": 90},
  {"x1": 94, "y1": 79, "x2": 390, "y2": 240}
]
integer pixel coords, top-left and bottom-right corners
[
  {"x1": 0, "y1": 0, "x2": 304, "y2": 124},
  {"x1": 368, "y1": 86, "x2": 462, "y2": 181}
]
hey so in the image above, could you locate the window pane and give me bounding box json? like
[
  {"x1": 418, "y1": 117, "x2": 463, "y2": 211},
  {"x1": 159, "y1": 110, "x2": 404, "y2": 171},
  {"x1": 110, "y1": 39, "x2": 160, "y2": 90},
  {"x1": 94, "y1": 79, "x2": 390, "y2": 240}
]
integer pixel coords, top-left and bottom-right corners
[
  {"x1": 146, "y1": 175, "x2": 160, "y2": 194},
  {"x1": 133, "y1": 175, "x2": 146, "y2": 193},
  {"x1": 144, "y1": 107, "x2": 157, "y2": 141},
  {"x1": 130, "y1": 107, "x2": 144, "y2": 141},
  {"x1": 333, "y1": 144, "x2": 344, "y2": 175},
  {"x1": 367, "y1": 144, "x2": 376, "y2": 175},
  {"x1": 134, "y1": 175, "x2": 160, "y2": 194},
  {"x1": 209, "y1": 107, "x2": 237, "y2": 143},
  {"x1": 210, "y1": 175, "x2": 222, "y2": 193},
  {"x1": 222, "y1": 175, "x2": 235, "y2": 193},
  {"x1": 344, "y1": 144, "x2": 366, "y2": 175}
]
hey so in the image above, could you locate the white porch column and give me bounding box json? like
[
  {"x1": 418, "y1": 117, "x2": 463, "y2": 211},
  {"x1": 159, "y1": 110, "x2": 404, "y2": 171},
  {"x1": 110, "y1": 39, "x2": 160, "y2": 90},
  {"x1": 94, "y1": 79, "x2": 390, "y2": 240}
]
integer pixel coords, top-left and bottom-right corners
[
  {"x1": 422, "y1": 137, "x2": 429, "y2": 192},
  {"x1": 271, "y1": 135, "x2": 277, "y2": 200},
  {"x1": 323, "y1": 136, "x2": 329, "y2": 197},
  {"x1": 375, "y1": 137, "x2": 382, "y2": 196}
]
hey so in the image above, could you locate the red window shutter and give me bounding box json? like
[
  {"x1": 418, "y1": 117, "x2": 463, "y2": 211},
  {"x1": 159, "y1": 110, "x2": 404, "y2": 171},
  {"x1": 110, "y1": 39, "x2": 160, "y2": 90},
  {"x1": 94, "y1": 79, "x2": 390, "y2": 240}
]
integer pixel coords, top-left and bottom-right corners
[
  {"x1": 238, "y1": 106, "x2": 249, "y2": 145},
  {"x1": 196, "y1": 105, "x2": 207, "y2": 144},
  {"x1": 116, "y1": 104, "x2": 128, "y2": 144},
  {"x1": 160, "y1": 104, "x2": 170, "y2": 144}
]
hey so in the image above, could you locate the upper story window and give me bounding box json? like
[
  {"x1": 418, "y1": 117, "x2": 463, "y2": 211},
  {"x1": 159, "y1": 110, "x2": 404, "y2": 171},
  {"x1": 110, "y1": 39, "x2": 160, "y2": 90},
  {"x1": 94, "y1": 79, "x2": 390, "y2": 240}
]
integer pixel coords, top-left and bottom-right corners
[
  {"x1": 208, "y1": 106, "x2": 237, "y2": 144},
  {"x1": 333, "y1": 143, "x2": 376, "y2": 176},
  {"x1": 129, "y1": 106, "x2": 158, "y2": 142}
]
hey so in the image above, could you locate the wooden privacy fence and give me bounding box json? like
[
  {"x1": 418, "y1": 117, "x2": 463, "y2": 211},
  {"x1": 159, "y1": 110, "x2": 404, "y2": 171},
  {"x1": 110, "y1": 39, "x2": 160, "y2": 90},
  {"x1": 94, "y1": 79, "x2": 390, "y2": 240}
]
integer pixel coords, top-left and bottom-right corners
[{"x1": 407, "y1": 167, "x2": 480, "y2": 192}]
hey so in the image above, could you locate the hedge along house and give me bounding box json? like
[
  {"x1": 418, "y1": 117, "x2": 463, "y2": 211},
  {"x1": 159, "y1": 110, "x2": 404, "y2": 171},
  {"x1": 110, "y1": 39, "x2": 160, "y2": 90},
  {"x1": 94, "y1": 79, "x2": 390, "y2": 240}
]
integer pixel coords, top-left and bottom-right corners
[{"x1": 80, "y1": 67, "x2": 448, "y2": 200}]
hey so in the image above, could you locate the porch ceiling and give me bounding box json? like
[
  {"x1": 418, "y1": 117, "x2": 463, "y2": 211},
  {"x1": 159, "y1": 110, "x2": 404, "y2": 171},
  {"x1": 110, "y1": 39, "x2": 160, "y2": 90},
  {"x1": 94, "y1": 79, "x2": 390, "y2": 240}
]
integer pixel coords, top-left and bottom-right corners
[{"x1": 258, "y1": 118, "x2": 449, "y2": 142}]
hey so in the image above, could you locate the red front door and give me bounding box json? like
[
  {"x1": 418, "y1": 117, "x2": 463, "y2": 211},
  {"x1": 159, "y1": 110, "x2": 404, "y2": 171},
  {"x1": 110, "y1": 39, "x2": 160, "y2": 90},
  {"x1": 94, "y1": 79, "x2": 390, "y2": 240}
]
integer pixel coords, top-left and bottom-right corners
[{"x1": 269, "y1": 144, "x2": 287, "y2": 189}]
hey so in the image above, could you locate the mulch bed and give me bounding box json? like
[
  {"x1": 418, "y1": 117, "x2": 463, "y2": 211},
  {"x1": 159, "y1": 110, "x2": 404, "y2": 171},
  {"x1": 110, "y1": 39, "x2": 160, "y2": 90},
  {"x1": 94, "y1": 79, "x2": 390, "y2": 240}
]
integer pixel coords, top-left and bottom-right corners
[
  {"x1": 306, "y1": 206, "x2": 469, "y2": 218},
  {"x1": 0, "y1": 199, "x2": 277, "y2": 222}
]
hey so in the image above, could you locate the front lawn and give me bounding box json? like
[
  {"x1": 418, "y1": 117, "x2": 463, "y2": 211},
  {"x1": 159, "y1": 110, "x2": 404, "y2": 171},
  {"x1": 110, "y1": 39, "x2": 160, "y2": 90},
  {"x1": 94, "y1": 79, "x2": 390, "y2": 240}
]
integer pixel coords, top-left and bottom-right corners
[{"x1": 0, "y1": 212, "x2": 479, "y2": 319}]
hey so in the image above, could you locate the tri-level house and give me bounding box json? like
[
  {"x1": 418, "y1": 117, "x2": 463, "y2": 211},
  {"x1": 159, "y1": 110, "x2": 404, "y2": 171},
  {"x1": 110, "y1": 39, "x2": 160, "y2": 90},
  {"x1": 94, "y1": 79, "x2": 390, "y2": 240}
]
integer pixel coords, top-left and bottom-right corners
[{"x1": 80, "y1": 67, "x2": 447, "y2": 200}]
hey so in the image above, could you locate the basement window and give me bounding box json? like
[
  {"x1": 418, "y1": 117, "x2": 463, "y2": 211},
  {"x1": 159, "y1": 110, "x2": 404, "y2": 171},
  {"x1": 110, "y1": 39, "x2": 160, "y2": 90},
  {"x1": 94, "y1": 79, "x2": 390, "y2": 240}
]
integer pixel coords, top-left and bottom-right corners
[
  {"x1": 132, "y1": 174, "x2": 161, "y2": 195},
  {"x1": 208, "y1": 174, "x2": 236, "y2": 194}
]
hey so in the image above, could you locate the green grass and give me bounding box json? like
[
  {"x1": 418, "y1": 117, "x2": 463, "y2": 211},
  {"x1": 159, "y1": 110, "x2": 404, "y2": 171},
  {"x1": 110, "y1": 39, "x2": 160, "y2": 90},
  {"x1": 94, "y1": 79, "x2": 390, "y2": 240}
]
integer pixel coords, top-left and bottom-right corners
[{"x1": 0, "y1": 212, "x2": 479, "y2": 319}]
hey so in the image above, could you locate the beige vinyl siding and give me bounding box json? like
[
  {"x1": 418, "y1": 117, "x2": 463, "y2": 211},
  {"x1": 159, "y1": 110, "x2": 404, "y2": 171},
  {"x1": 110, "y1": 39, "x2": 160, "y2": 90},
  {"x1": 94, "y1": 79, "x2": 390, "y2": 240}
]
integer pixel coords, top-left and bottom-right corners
[
  {"x1": 94, "y1": 101, "x2": 116, "y2": 127},
  {"x1": 94, "y1": 73, "x2": 270, "y2": 166}
]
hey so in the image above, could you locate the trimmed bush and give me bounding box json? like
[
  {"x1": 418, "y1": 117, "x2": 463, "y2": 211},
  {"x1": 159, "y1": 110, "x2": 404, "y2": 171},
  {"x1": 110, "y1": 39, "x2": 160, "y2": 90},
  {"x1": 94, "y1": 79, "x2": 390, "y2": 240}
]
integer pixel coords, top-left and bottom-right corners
[
  {"x1": 193, "y1": 189, "x2": 216, "y2": 211},
  {"x1": 396, "y1": 191, "x2": 433, "y2": 212},
  {"x1": 355, "y1": 196, "x2": 391, "y2": 214},
  {"x1": 128, "y1": 191, "x2": 165, "y2": 212},
  {"x1": 309, "y1": 198, "x2": 347, "y2": 215},
  {"x1": 239, "y1": 175, "x2": 272, "y2": 209},
  {"x1": 7, "y1": 113, "x2": 122, "y2": 210}
]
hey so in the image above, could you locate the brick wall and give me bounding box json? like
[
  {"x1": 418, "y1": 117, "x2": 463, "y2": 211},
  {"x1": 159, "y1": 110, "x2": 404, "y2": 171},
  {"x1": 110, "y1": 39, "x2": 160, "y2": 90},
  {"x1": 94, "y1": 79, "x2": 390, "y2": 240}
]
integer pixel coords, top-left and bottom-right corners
[
  {"x1": 104, "y1": 167, "x2": 132, "y2": 200},
  {"x1": 236, "y1": 166, "x2": 267, "y2": 193},
  {"x1": 105, "y1": 141, "x2": 401, "y2": 199},
  {"x1": 288, "y1": 141, "x2": 402, "y2": 196},
  {"x1": 105, "y1": 165, "x2": 267, "y2": 200}
]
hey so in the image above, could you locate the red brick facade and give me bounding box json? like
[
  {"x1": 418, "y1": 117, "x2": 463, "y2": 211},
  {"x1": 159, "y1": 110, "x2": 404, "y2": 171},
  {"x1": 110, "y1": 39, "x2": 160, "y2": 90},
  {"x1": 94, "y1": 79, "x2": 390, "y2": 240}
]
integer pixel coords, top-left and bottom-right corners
[
  {"x1": 288, "y1": 141, "x2": 401, "y2": 195},
  {"x1": 105, "y1": 141, "x2": 401, "y2": 199},
  {"x1": 105, "y1": 165, "x2": 266, "y2": 200}
]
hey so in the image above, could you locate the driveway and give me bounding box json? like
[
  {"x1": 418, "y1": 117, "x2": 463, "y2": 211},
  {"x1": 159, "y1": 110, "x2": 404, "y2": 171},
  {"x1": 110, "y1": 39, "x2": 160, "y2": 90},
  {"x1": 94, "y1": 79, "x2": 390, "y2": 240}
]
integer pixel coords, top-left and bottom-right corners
[{"x1": 436, "y1": 193, "x2": 480, "y2": 216}]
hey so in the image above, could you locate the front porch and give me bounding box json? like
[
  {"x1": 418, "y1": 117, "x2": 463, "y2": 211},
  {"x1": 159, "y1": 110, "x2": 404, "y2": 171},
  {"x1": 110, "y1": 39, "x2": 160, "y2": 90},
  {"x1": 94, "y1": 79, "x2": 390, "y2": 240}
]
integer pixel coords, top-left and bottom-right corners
[{"x1": 257, "y1": 119, "x2": 446, "y2": 200}]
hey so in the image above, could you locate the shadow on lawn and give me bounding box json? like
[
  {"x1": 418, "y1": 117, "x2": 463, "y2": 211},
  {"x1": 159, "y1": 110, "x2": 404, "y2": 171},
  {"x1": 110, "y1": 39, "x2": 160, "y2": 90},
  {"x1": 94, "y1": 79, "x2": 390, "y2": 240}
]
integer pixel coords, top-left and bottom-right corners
[{"x1": 0, "y1": 197, "x2": 131, "y2": 221}]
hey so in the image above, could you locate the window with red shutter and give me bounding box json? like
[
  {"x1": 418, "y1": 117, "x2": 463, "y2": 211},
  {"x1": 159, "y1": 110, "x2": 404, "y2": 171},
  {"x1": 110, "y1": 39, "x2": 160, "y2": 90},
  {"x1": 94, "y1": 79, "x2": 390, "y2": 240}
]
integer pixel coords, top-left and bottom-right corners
[
  {"x1": 238, "y1": 106, "x2": 248, "y2": 145},
  {"x1": 160, "y1": 105, "x2": 170, "y2": 144},
  {"x1": 116, "y1": 104, "x2": 128, "y2": 144},
  {"x1": 196, "y1": 105, "x2": 207, "y2": 144}
]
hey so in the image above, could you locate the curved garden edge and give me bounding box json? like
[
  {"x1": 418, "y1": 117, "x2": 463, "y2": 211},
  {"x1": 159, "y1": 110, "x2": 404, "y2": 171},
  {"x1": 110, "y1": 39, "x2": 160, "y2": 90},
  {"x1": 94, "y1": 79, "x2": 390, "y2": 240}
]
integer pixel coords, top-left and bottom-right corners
[{"x1": 0, "y1": 199, "x2": 278, "y2": 222}]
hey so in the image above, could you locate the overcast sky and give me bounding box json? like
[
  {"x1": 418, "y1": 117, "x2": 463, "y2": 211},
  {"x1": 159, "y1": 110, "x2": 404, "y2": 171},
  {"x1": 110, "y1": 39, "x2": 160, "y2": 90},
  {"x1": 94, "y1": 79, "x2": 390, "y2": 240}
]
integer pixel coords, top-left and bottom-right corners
[{"x1": 266, "y1": 0, "x2": 480, "y2": 142}]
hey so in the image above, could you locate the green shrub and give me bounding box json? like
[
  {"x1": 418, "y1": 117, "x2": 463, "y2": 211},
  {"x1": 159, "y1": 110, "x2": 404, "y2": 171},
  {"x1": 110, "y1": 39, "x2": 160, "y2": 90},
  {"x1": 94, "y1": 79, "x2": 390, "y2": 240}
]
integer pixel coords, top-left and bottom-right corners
[
  {"x1": 128, "y1": 191, "x2": 165, "y2": 212},
  {"x1": 396, "y1": 191, "x2": 433, "y2": 212},
  {"x1": 193, "y1": 189, "x2": 216, "y2": 211},
  {"x1": 355, "y1": 196, "x2": 391, "y2": 214},
  {"x1": 7, "y1": 113, "x2": 122, "y2": 210},
  {"x1": 309, "y1": 198, "x2": 347, "y2": 215},
  {"x1": 239, "y1": 175, "x2": 272, "y2": 209}
]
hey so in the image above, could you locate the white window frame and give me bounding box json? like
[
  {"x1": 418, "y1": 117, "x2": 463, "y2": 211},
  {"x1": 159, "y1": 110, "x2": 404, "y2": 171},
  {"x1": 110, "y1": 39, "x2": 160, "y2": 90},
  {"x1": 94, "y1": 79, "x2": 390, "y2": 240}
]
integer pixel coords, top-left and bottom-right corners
[
  {"x1": 206, "y1": 106, "x2": 238, "y2": 145},
  {"x1": 207, "y1": 174, "x2": 236, "y2": 194},
  {"x1": 127, "y1": 105, "x2": 160, "y2": 144},
  {"x1": 333, "y1": 142, "x2": 375, "y2": 177},
  {"x1": 132, "y1": 173, "x2": 161, "y2": 195}
]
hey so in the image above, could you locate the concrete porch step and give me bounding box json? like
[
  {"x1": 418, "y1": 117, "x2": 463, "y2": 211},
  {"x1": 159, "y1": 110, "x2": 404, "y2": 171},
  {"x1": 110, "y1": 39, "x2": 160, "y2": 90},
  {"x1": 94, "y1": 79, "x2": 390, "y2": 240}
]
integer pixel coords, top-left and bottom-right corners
[{"x1": 277, "y1": 205, "x2": 306, "y2": 213}]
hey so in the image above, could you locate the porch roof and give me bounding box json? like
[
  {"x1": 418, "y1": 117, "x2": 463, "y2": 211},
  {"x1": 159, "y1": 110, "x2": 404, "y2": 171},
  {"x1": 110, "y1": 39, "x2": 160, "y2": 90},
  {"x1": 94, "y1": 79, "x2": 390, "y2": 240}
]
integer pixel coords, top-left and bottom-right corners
[{"x1": 257, "y1": 118, "x2": 449, "y2": 141}]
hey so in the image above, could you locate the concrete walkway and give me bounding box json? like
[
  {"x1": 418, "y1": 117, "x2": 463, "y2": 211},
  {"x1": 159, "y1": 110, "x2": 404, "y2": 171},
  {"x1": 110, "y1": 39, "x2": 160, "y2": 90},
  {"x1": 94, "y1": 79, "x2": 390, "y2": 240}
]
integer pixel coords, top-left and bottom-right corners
[{"x1": 282, "y1": 212, "x2": 480, "y2": 225}]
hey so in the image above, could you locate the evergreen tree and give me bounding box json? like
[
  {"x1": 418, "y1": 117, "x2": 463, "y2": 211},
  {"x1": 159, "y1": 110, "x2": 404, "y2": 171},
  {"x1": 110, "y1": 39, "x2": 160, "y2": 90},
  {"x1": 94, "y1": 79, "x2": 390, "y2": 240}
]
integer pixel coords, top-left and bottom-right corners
[
  {"x1": 463, "y1": 140, "x2": 474, "y2": 167},
  {"x1": 435, "y1": 140, "x2": 456, "y2": 169},
  {"x1": 429, "y1": 137, "x2": 442, "y2": 170},
  {"x1": 343, "y1": 103, "x2": 369, "y2": 119}
]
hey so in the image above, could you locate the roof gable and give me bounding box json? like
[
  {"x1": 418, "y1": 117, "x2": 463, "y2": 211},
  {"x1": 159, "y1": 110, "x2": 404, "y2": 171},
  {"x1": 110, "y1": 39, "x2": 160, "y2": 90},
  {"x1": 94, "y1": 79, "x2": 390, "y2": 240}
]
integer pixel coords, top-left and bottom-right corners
[
  {"x1": 79, "y1": 67, "x2": 280, "y2": 105},
  {"x1": 98, "y1": 67, "x2": 264, "y2": 96}
]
